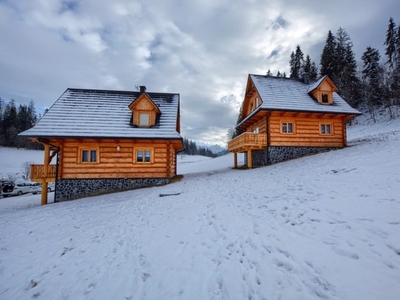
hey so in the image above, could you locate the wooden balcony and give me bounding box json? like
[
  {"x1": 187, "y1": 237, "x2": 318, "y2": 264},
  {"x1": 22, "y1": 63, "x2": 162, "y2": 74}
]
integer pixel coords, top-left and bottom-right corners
[
  {"x1": 30, "y1": 164, "x2": 57, "y2": 182},
  {"x1": 228, "y1": 133, "x2": 267, "y2": 152}
]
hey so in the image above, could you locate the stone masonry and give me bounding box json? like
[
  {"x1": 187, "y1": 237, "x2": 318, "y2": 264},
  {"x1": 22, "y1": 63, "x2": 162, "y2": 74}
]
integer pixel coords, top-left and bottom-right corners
[
  {"x1": 251, "y1": 146, "x2": 339, "y2": 167},
  {"x1": 55, "y1": 178, "x2": 170, "y2": 202}
]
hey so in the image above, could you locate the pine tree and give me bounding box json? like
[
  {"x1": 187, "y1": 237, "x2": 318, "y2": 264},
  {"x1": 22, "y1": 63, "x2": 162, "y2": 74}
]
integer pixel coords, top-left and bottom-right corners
[
  {"x1": 396, "y1": 25, "x2": 400, "y2": 70},
  {"x1": 310, "y1": 61, "x2": 318, "y2": 81},
  {"x1": 289, "y1": 45, "x2": 304, "y2": 79},
  {"x1": 3, "y1": 100, "x2": 18, "y2": 147},
  {"x1": 28, "y1": 100, "x2": 38, "y2": 126},
  {"x1": 393, "y1": 23, "x2": 400, "y2": 104},
  {"x1": 321, "y1": 28, "x2": 360, "y2": 107},
  {"x1": 303, "y1": 55, "x2": 312, "y2": 75},
  {"x1": 0, "y1": 97, "x2": 4, "y2": 145},
  {"x1": 289, "y1": 51, "x2": 295, "y2": 78},
  {"x1": 336, "y1": 28, "x2": 361, "y2": 107},
  {"x1": 384, "y1": 17, "x2": 397, "y2": 72},
  {"x1": 320, "y1": 30, "x2": 336, "y2": 78},
  {"x1": 383, "y1": 17, "x2": 398, "y2": 107},
  {"x1": 334, "y1": 28, "x2": 349, "y2": 76},
  {"x1": 361, "y1": 46, "x2": 383, "y2": 116},
  {"x1": 0, "y1": 98, "x2": 41, "y2": 149}
]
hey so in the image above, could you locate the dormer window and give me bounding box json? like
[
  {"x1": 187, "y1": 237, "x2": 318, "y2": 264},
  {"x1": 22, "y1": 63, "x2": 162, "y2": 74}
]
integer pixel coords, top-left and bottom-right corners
[
  {"x1": 319, "y1": 91, "x2": 333, "y2": 104},
  {"x1": 308, "y1": 76, "x2": 337, "y2": 105},
  {"x1": 139, "y1": 113, "x2": 150, "y2": 127},
  {"x1": 128, "y1": 88, "x2": 160, "y2": 128}
]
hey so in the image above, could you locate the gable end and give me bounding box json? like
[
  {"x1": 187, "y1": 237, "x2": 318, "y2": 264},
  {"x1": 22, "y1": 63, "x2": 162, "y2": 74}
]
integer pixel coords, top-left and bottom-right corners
[
  {"x1": 129, "y1": 93, "x2": 161, "y2": 127},
  {"x1": 308, "y1": 76, "x2": 337, "y2": 105}
]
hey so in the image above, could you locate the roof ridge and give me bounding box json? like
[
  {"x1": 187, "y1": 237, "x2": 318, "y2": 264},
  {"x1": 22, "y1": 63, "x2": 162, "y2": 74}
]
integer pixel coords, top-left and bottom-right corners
[{"x1": 66, "y1": 87, "x2": 179, "y2": 96}]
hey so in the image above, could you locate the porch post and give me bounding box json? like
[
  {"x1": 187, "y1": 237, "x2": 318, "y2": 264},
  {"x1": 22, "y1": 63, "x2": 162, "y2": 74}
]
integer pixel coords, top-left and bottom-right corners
[
  {"x1": 41, "y1": 145, "x2": 50, "y2": 205},
  {"x1": 247, "y1": 149, "x2": 252, "y2": 169},
  {"x1": 233, "y1": 152, "x2": 237, "y2": 168}
]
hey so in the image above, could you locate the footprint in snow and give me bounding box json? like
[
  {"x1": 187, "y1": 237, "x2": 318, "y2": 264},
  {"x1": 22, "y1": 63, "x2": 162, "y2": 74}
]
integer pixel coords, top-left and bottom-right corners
[{"x1": 332, "y1": 247, "x2": 359, "y2": 260}]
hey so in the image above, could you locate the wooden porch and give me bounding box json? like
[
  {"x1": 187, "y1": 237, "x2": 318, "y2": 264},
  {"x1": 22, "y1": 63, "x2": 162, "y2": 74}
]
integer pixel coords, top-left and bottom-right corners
[
  {"x1": 228, "y1": 133, "x2": 267, "y2": 169},
  {"x1": 30, "y1": 144, "x2": 58, "y2": 205},
  {"x1": 30, "y1": 164, "x2": 57, "y2": 182}
]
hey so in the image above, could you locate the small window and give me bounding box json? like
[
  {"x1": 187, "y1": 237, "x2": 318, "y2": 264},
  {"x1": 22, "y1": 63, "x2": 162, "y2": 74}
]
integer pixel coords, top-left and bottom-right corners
[
  {"x1": 144, "y1": 150, "x2": 151, "y2": 162},
  {"x1": 320, "y1": 124, "x2": 331, "y2": 135},
  {"x1": 321, "y1": 94, "x2": 329, "y2": 103},
  {"x1": 253, "y1": 127, "x2": 259, "y2": 134},
  {"x1": 136, "y1": 149, "x2": 152, "y2": 163},
  {"x1": 82, "y1": 150, "x2": 97, "y2": 163},
  {"x1": 139, "y1": 113, "x2": 150, "y2": 126},
  {"x1": 282, "y1": 122, "x2": 293, "y2": 134}
]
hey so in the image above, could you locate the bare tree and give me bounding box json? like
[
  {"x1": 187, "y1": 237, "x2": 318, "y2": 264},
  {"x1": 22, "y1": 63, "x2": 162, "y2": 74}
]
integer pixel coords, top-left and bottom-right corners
[
  {"x1": 7, "y1": 173, "x2": 17, "y2": 182},
  {"x1": 21, "y1": 161, "x2": 34, "y2": 181},
  {"x1": 227, "y1": 127, "x2": 236, "y2": 140}
]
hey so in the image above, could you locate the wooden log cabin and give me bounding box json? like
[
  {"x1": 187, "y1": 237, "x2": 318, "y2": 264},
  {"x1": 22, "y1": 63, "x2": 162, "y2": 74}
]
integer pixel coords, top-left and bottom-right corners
[
  {"x1": 19, "y1": 86, "x2": 183, "y2": 204},
  {"x1": 228, "y1": 74, "x2": 361, "y2": 168}
]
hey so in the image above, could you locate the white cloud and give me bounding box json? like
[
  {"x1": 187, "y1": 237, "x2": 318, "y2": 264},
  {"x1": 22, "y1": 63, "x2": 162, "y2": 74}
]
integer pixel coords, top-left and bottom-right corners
[{"x1": 0, "y1": 0, "x2": 399, "y2": 145}]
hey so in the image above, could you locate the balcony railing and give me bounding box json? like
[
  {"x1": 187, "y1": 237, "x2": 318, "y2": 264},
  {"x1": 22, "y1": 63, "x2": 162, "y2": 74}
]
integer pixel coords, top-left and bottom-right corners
[
  {"x1": 228, "y1": 133, "x2": 267, "y2": 152},
  {"x1": 30, "y1": 164, "x2": 56, "y2": 182}
]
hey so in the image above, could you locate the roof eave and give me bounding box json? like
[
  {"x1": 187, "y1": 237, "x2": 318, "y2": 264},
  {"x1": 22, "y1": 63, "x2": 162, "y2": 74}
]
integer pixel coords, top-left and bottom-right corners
[{"x1": 236, "y1": 107, "x2": 362, "y2": 129}]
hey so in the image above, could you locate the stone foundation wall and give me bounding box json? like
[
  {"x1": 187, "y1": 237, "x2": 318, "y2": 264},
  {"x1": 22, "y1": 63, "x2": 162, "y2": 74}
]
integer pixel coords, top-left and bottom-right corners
[
  {"x1": 251, "y1": 146, "x2": 338, "y2": 167},
  {"x1": 55, "y1": 178, "x2": 170, "y2": 202}
]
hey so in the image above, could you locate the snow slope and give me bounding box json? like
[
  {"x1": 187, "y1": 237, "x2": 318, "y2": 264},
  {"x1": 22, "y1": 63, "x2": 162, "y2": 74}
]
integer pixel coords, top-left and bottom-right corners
[{"x1": 1, "y1": 119, "x2": 400, "y2": 300}]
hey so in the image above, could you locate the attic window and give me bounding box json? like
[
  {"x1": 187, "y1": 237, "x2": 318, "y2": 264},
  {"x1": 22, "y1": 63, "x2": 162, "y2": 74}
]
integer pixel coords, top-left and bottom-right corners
[
  {"x1": 129, "y1": 93, "x2": 160, "y2": 127},
  {"x1": 139, "y1": 113, "x2": 150, "y2": 126},
  {"x1": 322, "y1": 94, "x2": 329, "y2": 104}
]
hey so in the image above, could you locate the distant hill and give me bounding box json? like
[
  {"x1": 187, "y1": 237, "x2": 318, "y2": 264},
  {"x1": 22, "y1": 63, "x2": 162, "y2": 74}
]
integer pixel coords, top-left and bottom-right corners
[{"x1": 194, "y1": 141, "x2": 228, "y2": 156}]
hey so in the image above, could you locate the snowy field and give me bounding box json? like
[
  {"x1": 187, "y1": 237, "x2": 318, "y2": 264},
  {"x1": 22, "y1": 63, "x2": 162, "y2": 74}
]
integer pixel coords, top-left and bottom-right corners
[{"x1": 1, "y1": 117, "x2": 400, "y2": 300}]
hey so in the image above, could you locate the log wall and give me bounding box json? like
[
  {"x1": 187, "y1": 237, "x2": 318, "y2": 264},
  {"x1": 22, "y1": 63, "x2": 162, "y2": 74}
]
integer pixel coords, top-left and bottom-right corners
[
  {"x1": 48, "y1": 138, "x2": 182, "y2": 179},
  {"x1": 268, "y1": 112, "x2": 346, "y2": 147},
  {"x1": 247, "y1": 117, "x2": 267, "y2": 134}
]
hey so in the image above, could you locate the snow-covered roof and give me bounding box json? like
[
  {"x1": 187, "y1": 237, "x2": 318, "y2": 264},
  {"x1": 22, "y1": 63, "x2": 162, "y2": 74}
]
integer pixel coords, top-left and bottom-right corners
[
  {"x1": 19, "y1": 88, "x2": 182, "y2": 140},
  {"x1": 250, "y1": 74, "x2": 361, "y2": 115},
  {"x1": 306, "y1": 75, "x2": 328, "y2": 93}
]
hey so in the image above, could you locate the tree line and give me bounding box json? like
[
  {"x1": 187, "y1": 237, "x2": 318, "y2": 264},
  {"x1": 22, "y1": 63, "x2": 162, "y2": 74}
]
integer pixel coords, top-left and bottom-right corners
[
  {"x1": 182, "y1": 138, "x2": 220, "y2": 157},
  {"x1": 283, "y1": 17, "x2": 400, "y2": 120},
  {"x1": 0, "y1": 98, "x2": 43, "y2": 149}
]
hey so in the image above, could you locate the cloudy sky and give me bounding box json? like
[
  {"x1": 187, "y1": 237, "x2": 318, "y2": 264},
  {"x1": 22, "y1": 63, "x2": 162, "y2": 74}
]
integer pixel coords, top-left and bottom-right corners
[{"x1": 0, "y1": 0, "x2": 399, "y2": 146}]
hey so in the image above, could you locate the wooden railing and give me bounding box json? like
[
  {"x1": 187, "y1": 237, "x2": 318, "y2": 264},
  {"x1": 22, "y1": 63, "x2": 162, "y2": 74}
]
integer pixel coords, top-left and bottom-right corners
[
  {"x1": 30, "y1": 164, "x2": 57, "y2": 182},
  {"x1": 228, "y1": 133, "x2": 267, "y2": 152}
]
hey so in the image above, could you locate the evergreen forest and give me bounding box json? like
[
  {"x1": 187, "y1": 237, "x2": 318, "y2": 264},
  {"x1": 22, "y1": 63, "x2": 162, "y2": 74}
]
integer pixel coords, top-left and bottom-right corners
[{"x1": 285, "y1": 18, "x2": 400, "y2": 121}]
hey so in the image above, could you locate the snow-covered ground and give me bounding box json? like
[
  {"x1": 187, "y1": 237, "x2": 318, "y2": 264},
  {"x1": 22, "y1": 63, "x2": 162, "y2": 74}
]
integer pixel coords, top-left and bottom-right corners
[{"x1": 1, "y1": 118, "x2": 400, "y2": 300}]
